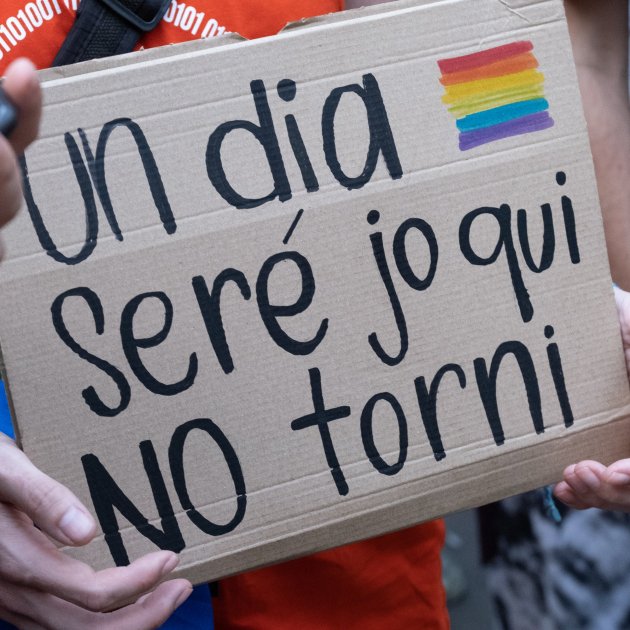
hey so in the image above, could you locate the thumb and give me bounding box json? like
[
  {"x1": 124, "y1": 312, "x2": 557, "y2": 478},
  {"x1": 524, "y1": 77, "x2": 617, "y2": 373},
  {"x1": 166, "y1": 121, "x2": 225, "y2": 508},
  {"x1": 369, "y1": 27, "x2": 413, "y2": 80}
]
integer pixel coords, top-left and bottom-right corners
[
  {"x1": 3, "y1": 58, "x2": 42, "y2": 154},
  {"x1": 0, "y1": 434, "x2": 96, "y2": 546}
]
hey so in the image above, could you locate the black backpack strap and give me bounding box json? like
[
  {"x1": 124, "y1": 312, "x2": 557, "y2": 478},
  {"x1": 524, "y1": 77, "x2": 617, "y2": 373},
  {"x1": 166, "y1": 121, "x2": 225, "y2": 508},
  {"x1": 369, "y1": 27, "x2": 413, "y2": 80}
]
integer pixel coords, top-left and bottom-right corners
[{"x1": 53, "y1": 0, "x2": 172, "y2": 67}]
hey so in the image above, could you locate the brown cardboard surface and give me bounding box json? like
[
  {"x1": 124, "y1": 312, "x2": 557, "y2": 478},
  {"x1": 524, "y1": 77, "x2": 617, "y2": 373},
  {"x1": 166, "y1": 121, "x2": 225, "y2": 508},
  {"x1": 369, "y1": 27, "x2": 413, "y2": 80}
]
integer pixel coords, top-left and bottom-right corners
[{"x1": 1, "y1": 0, "x2": 629, "y2": 583}]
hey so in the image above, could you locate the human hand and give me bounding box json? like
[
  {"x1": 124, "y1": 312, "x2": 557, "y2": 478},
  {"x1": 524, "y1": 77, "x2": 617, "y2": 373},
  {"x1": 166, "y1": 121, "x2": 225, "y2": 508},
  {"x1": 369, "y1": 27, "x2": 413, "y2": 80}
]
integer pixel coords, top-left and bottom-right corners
[
  {"x1": 0, "y1": 58, "x2": 42, "y2": 260},
  {"x1": 554, "y1": 287, "x2": 630, "y2": 511},
  {"x1": 0, "y1": 60, "x2": 192, "y2": 628},
  {"x1": 0, "y1": 434, "x2": 192, "y2": 629}
]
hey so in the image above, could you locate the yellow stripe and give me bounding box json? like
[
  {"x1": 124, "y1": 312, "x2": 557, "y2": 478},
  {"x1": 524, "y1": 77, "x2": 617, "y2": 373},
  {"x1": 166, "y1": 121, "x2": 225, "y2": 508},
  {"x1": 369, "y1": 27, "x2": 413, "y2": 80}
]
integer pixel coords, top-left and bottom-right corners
[
  {"x1": 445, "y1": 86, "x2": 546, "y2": 117},
  {"x1": 442, "y1": 69, "x2": 545, "y2": 104}
]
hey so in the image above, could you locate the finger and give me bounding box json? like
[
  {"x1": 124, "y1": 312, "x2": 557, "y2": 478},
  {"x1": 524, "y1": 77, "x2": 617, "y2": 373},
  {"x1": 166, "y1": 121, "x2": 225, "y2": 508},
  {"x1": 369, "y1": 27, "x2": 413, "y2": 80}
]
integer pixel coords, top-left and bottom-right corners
[
  {"x1": 0, "y1": 579, "x2": 192, "y2": 630},
  {"x1": 553, "y1": 482, "x2": 590, "y2": 509},
  {"x1": 564, "y1": 461, "x2": 630, "y2": 511},
  {"x1": 108, "y1": 580, "x2": 192, "y2": 630},
  {"x1": 2, "y1": 58, "x2": 41, "y2": 154},
  {"x1": 98, "y1": 580, "x2": 192, "y2": 630},
  {"x1": 39, "y1": 580, "x2": 191, "y2": 630},
  {"x1": 0, "y1": 435, "x2": 96, "y2": 545},
  {"x1": 0, "y1": 504, "x2": 182, "y2": 612},
  {"x1": 1, "y1": 523, "x2": 182, "y2": 614},
  {"x1": 563, "y1": 463, "x2": 591, "y2": 495},
  {"x1": 588, "y1": 465, "x2": 630, "y2": 510},
  {"x1": 605, "y1": 459, "x2": 630, "y2": 484},
  {"x1": 574, "y1": 460, "x2": 606, "y2": 491},
  {"x1": 561, "y1": 462, "x2": 606, "y2": 508},
  {"x1": 0, "y1": 59, "x2": 41, "y2": 231},
  {"x1": 69, "y1": 551, "x2": 180, "y2": 612}
]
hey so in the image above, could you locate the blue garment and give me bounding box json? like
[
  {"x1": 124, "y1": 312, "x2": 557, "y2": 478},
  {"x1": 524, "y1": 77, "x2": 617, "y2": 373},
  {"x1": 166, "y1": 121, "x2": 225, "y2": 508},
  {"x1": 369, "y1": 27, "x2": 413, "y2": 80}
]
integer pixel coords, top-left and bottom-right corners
[
  {"x1": 161, "y1": 584, "x2": 214, "y2": 629},
  {"x1": 0, "y1": 383, "x2": 213, "y2": 629}
]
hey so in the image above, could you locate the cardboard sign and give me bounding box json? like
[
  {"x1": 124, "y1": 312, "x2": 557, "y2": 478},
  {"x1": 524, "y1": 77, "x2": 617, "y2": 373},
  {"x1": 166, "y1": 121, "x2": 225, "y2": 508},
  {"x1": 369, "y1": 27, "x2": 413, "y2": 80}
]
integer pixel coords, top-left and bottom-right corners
[{"x1": 1, "y1": 0, "x2": 630, "y2": 584}]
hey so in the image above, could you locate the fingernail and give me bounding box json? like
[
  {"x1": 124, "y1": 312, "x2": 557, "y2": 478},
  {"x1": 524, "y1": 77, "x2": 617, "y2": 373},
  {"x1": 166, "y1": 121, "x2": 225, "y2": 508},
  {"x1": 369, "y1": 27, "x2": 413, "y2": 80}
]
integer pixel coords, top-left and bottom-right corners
[
  {"x1": 578, "y1": 468, "x2": 601, "y2": 491},
  {"x1": 59, "y1": 506, "x2": 94, "y2": 541},
  {"x1": 161, "y1": 553, "x2": 179, "y2": 576},
  {"x1": 174, "y1": 587, "x2": 193, "y2": 609}
]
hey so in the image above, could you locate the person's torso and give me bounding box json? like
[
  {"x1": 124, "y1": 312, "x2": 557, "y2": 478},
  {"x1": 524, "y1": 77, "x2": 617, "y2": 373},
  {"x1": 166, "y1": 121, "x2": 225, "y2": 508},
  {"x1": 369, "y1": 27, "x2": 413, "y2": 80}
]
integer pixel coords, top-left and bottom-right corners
[{"x1": 213, "y1": 521, "x2": 449, "y2": 630}]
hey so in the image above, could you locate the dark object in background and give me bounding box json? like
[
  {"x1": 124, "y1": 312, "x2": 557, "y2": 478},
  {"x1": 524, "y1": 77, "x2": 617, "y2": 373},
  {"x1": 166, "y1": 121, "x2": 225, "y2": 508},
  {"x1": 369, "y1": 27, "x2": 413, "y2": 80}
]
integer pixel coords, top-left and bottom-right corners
[
  {"x1": 0, "y1": 89, "x2": 16, "y2": 137},
  {"x1": 478, "y1": 494, "x2": 630, "y2": 629}
]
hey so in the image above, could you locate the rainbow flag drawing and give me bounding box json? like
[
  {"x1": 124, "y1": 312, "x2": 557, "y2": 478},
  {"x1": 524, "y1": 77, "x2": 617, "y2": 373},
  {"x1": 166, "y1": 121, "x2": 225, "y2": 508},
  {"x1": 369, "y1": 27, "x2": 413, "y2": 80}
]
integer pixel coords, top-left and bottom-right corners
[{"x1": 438, "y1": 41, "x2": 554, "y2": 151}]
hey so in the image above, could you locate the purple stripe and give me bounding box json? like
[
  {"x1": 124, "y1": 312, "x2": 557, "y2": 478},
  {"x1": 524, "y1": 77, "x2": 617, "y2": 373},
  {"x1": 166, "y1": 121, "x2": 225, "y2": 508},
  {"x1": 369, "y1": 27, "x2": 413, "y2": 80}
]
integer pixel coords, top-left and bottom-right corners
[{"x1": 459, "y1": 111, "x2": 554, "y2": 150}]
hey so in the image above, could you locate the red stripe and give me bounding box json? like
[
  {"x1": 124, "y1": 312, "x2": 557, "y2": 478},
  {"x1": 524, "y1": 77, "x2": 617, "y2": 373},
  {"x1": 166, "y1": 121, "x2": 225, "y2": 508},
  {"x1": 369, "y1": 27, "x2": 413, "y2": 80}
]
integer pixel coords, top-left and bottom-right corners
[{"x1": 438, "y1": 41, "x2": 534, "y2": 74}]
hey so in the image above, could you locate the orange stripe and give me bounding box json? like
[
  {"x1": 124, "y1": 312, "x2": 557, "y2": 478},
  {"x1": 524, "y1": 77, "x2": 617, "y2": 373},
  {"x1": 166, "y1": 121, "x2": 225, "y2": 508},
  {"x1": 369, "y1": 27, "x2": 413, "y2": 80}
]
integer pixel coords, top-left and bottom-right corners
[{"x1": 440, "y1": 52, "x2": 538, "y2": 86}]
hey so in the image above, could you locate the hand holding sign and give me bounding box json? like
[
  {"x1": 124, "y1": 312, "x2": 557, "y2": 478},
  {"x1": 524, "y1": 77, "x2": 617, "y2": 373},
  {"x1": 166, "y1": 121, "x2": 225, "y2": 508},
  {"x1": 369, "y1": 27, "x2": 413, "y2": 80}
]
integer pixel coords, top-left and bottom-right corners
[
  {"x1": 555, "y1": 287, "x2": 630, "y2": 512},
  {"x1": 0, "y1": 435, "x2": 192, "y2": 629},
  {"x1": 0, "y1": 59, "x2": 192, "y2": 630}
]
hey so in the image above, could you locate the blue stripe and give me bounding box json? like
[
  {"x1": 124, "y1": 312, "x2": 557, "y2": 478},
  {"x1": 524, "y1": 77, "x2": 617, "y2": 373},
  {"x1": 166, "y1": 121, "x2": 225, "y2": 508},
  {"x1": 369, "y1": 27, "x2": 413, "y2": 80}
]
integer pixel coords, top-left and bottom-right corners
[
  {"x1": 0, "y1": 381, "x2": 13, "y2": 439},
  {"x1": 456, "y1": 98, "x2": 549, "y2": 132}
]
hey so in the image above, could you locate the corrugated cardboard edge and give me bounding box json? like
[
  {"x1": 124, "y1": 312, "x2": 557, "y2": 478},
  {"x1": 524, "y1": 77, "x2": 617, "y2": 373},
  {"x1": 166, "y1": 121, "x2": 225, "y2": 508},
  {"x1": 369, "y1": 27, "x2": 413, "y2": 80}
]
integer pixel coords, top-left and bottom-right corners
[
  {"x1": 36, "y1": 1, "x2": 372, "y2": 82},
  {"x1": 35, "y1": 4, "x2": 361, "y2": 83},
  {"x1": 37, "y1": 32, "x2": 247, "y2": 83},
  {"x1": 173, "y1": 403, "x2": 630, "y2": 584},
  {"x1": 33, "y1": 0, "x2": 564, "y2": 84},
  {"x1": 280, "y1": 0, "x2": 562, "y2": 33},
  {"x1": 280, "y1": 0, "x2": 438, "y2": 33},
  {"x1": 35, "y1": 0, "x2": 452, "y2": 82}
]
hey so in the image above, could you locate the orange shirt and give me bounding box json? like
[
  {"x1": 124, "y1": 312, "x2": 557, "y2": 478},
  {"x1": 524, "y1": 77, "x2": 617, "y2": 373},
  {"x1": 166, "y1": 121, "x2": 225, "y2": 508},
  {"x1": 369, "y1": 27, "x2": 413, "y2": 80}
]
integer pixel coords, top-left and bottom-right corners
[
  {"x1": 0, "y1": 1, "x2": 448, "y2": 628},
  {"x1": 214, "y1": 521, "x2": 448, "y2": 630},
  {"x1": 0, "y1": 0, "x2": 341, "y2": 73}
]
